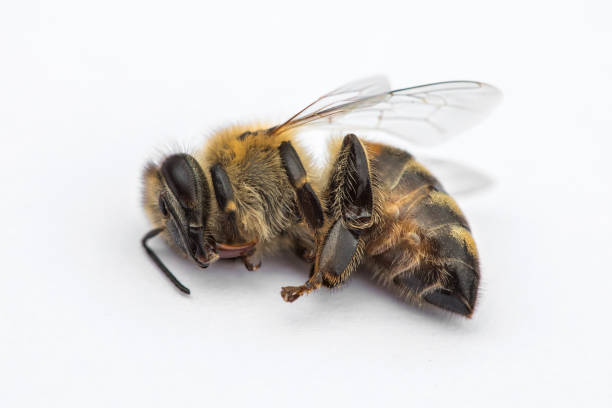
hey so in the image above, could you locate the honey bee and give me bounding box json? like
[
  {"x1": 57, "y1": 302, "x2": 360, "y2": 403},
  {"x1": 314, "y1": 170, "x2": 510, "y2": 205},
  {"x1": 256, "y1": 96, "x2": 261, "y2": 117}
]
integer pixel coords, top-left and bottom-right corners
[{"x1": 142, "y1": 76, "x2": 501, "y2": 317}]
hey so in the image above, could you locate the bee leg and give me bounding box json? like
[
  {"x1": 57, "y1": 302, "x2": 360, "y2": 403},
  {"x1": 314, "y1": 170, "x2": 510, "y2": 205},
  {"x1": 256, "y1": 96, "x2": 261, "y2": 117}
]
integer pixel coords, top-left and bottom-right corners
[
  {"x1": 242, "y1": 245, "x2": 262, "y2": 271},
  {"x1": 210, "y1": 163, "x2": 243, "y2": 241},
  {"x1": 281, "y1": 208, "x2": 366, "y2": 302},
  {"x1": 281, "y1": 134, "x2": 373, "y2": 302},
  {"x1": 211, "y1": 163, "x2": 263, "y2": 271},
  {"x1": 289, "y1": 226, "x2": 316, "y2": 263},
  {"x1": 280, "y1": 270, "x2": 322, "y2": 302},
  {"x1": 327, "y1": 134, "x2": 375, "y2": 229},
  {"x1": 278, "y1": 141, "x2": 324, "y2": 231}
]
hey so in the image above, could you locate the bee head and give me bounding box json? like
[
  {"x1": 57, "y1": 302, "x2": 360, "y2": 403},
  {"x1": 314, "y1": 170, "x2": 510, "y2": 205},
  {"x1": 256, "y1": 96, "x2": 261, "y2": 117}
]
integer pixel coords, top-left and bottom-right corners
[{"x1": 143, "y1": 154, "x2": 219, "y2": 269}]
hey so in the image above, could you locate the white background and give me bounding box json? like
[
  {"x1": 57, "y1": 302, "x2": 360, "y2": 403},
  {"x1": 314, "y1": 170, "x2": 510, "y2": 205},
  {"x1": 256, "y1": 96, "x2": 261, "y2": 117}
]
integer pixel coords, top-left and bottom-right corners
[{"x1": 1, "y1": 1, "x2": 611, "y2": 406}]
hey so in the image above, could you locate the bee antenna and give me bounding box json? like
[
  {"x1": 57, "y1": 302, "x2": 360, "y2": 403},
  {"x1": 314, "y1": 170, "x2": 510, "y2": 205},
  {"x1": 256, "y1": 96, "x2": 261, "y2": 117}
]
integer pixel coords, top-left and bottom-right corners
[{"x1": 142, "y1": 228, "x2": 191, "y2": 295}]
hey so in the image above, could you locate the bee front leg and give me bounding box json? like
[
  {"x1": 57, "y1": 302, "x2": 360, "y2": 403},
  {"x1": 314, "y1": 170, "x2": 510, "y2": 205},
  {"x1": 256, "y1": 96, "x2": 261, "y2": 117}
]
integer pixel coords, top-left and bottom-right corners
[
  {"x1": 281, "y1": 134, "x2": 375, "y2": 302},
  {"x1": 242, "y1": 244, "x2": 263, "y2": 271}
]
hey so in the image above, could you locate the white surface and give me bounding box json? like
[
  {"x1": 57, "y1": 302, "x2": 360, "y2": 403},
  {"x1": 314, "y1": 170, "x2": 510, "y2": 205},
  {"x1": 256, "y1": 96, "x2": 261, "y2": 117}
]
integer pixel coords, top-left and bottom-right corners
[{"x1": 1, "y1": 1, "x2": 611, "y2": 406}]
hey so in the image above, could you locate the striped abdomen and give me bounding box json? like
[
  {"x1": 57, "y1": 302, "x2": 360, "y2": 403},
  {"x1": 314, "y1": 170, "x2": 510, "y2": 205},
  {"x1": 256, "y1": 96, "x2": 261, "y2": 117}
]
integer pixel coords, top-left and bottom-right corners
[{"x1": 363, "y1": 142, "x2": 480, "y2": 317}]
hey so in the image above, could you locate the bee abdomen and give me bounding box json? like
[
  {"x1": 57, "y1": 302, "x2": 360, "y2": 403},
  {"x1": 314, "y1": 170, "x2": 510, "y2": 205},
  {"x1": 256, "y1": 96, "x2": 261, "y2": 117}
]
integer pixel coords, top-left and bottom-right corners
[
  {"x1": 365, "y1": 144, "x2": 480, "y2": 316},
  {"x1": 424, "y1": 222, "x2": 480, "y2": 312},
  {"x1": 408, "y1": 189, "x2": 470, "y2": 231}
]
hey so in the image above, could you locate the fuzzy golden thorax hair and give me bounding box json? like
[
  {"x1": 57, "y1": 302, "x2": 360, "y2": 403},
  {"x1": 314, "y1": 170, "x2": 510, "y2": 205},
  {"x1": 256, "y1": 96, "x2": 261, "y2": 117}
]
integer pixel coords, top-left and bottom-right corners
[
  {"x1": 194, "y1": 124, "x2": 317, "y2": 244},
  {"x1": 143, "y1": 123, "x2": 318, "y2": 259}
]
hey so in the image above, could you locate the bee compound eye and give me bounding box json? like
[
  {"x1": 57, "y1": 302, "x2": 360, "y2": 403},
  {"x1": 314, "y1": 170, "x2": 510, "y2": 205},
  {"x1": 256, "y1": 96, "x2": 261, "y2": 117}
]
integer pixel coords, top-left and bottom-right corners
[
  {"x1": 161, "y1": 154, "x2": 199, "y2": 209},
  {"x1": 158, "y1": 195, "x2": 169, "y2": 217}
]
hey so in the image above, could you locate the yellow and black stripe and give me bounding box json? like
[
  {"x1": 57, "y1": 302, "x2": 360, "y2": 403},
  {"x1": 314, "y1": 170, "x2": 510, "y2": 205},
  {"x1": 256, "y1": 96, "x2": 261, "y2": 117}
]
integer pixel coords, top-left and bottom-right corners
[{"x1": 364, "y1": 142, "x2": 480, "y2": 317}]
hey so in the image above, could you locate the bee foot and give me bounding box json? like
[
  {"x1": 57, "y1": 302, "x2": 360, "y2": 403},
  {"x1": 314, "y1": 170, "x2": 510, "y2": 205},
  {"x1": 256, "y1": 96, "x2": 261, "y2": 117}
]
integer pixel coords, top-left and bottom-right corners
[
  {"x1": 299, "y1": 248, "x2": 316, "y2": 263},
  {"x1": 243, "y1": 250, "x2": 262, "y2": 271},
  {"x1": 244, "y1": 261, "x2": 262, "y2": 271},
  {"x1": 280, "y1": 286, "x2": 306, "y2": 302}
]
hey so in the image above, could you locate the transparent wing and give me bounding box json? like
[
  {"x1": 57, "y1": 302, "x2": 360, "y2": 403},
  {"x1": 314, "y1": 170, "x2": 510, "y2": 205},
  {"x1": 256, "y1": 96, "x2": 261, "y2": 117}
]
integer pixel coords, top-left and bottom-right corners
[
  {"x1": 270, "y1": 76, "x2": 391, "y2": 135},
  {"x1": 271, "y1": 78, "x2": 502, "y2": 146},
  {"x1": 419, "y1": 157, "x2": 493, "y2": 197}
]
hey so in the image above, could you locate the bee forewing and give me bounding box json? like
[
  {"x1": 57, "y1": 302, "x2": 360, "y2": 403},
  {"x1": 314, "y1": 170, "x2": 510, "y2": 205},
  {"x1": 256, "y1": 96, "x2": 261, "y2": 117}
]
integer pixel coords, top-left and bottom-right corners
[
  {"x1": 271, "y1": 75, "x2": 391, "y2": 134},
  {"x1": 326, "y1": 75, "x2": 391, "y2": 99},
  {"x1": 418, "y1": 157, "x2": 494, "y2": 197},
  {"x1": 274, "y1": 78, "x2": 502, "y2": 146}
]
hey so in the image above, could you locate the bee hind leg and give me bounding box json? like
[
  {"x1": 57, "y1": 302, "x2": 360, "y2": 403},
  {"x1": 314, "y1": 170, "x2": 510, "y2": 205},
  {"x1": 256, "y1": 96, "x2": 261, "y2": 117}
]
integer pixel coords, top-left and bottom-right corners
[
  {"x1": 281, "y1": 218, "x2": 367, "y2": 301},
  {"x1": 281, "y1": 134, "x2": 373, "y2": 302}
]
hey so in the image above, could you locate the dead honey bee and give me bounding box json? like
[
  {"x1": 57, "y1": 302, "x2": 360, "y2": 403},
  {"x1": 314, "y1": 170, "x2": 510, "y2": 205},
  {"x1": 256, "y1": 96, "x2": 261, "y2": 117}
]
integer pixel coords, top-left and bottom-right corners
[{"x1": 142, "y1": 76, "x2": 501, "y2": 317}]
